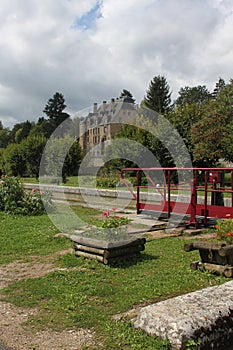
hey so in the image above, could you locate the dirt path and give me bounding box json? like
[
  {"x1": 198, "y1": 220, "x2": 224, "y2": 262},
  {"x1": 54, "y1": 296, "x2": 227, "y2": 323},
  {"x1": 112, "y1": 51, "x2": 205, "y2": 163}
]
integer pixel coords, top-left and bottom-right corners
[{"x1": 0, "y1": 250, "x2": 96, "y2": 350}]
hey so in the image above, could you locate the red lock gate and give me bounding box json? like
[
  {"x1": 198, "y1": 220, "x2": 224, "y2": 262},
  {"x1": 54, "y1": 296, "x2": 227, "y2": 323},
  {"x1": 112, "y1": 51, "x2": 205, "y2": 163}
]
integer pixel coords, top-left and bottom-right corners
[{"x1": 120, "y1": 167, "x2": 233, "y2": 227}]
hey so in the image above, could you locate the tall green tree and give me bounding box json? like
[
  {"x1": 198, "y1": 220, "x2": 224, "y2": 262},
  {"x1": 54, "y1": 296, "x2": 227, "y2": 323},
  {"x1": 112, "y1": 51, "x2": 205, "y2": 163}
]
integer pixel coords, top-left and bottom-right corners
[
  {"x1": 20, "y1": 135, "x2": 47, "y2": 178},
  {"x1": 212, "y1": 77, "x2": 225, "y2": 100},
  {"x1": 143, "y1": 75, "x2": 171, "y2": 114},
  {"x1": 10, "y1": 123, "x2": 25, "y2": 143},
  {"x1": 43, "y1": 135, "x2": 83, "y2": 182},
  {"x1": 1, "y1": 143, "x2": 26, "y2": 176},
  {"x1": 104, "y1": 109, "x2": 186, "y2": 171},
  {"x1": 119, "y1": 89, "x2": 135, "y2": 103},
  {"x1": 28, "y1": 118, "x2": 52, "y2": 138},
  {"x1": 63, "y1": 140, "x2": 83, "y2": 177},
  {"x1": 104, "y1": 123, "x2": 151, "y2": 169},
  {"x1": 174, "y1": 85, "x2": 211, "y2": 106},
  {"x1": 43, "y1": 92, "x2": 70, "y2": 132},
  {"x1": 166, "y1": 101, "x2": 207, "y2": 162},
  {"x1": 0, "y1": 128, "x2": 11, "y2": 148},
  {"x1": 192, "y1": 80, "x2": 233, "y2": 165},
  {"x1": 15, "y1": 120, "x2": 32, "y2": 143}
]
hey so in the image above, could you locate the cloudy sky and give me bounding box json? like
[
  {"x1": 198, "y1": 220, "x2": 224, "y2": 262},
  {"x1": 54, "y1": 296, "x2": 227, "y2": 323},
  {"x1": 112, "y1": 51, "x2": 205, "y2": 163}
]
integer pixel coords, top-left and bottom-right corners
[{"x1": 1, "y1": 0, "x2": 233, "y2": 128}]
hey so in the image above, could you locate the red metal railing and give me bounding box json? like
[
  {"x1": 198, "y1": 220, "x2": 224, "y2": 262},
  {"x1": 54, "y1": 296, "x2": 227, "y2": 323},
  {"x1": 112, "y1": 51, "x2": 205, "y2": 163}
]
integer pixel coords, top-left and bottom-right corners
[{"x1": 120, "y1": 168, "x2": 233, "y2": 227}]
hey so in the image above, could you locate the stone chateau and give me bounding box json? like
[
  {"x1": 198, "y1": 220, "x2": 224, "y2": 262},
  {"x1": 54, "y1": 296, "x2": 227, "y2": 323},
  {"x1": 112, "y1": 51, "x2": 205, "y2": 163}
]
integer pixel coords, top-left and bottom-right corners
[{"x1": 79, "y1": 96, "x2": 136, "y2": 165}]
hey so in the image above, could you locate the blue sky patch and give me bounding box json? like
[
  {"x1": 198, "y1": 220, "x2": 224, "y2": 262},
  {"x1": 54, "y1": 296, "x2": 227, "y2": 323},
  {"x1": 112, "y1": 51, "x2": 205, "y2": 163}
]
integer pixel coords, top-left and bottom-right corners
[{"x1": 72, "y1": 1, "x2": 102, "y2": 31}]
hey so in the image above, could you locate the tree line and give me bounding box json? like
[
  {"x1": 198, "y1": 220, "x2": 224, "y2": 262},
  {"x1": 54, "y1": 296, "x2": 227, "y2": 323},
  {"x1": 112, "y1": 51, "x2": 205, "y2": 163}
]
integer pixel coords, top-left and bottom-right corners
[
  {"x1": 0, "y1": 92, "x2": 82, "y2": 180},
  {"x1": 0, "y1": 76, "x2": 232, "y2": 180}
]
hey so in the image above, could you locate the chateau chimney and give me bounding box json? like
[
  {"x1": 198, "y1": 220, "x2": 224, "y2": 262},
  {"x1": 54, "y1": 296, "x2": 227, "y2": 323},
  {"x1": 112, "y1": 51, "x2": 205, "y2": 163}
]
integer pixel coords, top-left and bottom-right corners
[
  {"x1": 102, "y1": 101, "x2": 107, "y2": 110},
  {"x1": 93, "y1": 102, "x2": 98, "y2": 113}
]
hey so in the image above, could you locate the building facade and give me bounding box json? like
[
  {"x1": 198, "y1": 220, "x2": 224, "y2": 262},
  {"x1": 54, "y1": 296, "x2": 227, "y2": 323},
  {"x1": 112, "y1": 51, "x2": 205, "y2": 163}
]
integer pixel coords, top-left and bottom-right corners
[{"x1": 79, "y1": 97, "x2": 136, "y2": 165}]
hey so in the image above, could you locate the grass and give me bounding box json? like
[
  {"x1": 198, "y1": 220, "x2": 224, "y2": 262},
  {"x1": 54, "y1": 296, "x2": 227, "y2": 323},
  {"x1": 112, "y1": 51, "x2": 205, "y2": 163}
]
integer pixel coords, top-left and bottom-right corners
[
  {"x1": 21, "y1": 176, "x2": 96, "y2": 188},
  {"x1": 0, "y1": 207, "x2": 227, "y2": 349},
  {"x1": 20, "y1": 177, "x2": 39, "y2": 184},
  {"x1": 0, "y1": 213, "x2": 71, "y2": 264},
  {"x1": 47, "y1": 203, "x2": 102, "y2": 233}
]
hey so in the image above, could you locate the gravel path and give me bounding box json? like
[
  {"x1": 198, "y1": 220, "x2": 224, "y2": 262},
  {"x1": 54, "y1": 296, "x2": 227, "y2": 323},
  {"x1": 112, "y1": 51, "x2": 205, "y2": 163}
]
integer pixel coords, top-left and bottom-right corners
[{"x1": 0, "y1": 342, "x2": 10, "y2": 350}]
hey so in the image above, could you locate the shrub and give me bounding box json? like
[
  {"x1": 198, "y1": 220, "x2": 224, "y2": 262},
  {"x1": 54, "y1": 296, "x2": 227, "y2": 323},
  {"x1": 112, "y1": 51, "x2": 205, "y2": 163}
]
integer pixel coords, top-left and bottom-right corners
[
  {"x1": 96, "y1": 177, "x2": 119, "y2": 188},
  {"x1": 24, "y1": 188, "x2": 53, "y2": 215},
  {"x1": 0, "y1": 175, "x2": 52, "y2": 215}
]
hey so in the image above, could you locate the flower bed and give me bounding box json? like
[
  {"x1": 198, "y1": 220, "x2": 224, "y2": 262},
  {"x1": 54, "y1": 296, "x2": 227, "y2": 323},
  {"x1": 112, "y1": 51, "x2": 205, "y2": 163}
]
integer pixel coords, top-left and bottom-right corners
[
  {"x1": 184, "y1": 219, "x2": 233, "y2": 277},
  {"x1": 70, "y1": 208, "x2": 145, "y2": 265},
  {"x1": 215, "y1": 219, "x2": 233, "y2": 245}
]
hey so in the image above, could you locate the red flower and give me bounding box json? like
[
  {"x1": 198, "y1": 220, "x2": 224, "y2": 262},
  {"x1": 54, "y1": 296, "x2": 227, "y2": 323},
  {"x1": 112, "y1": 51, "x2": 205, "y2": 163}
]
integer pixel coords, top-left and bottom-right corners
[{"x1": 103, "y1": 210, "x2": 110, "y2": 217}]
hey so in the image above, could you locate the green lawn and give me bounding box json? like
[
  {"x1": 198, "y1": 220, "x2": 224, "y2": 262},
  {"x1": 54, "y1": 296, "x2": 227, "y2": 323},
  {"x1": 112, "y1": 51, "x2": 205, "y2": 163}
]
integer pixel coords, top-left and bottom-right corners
[{"x1": 0, "y1": 208, "x2": 227, "y2": 349}]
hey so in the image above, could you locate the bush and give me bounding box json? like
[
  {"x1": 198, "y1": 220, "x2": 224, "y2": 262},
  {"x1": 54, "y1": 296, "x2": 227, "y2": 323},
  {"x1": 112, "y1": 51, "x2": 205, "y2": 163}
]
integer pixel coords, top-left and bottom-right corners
[
  {"x1": 96, "y1": 177, "x2": 119, "y2": 188},
  {"x1": 0, "y1": 175, "x2": 53, "y2": 215},
  {"x1": 0, "y1": 175, "x2": 25, "y2": 214}
]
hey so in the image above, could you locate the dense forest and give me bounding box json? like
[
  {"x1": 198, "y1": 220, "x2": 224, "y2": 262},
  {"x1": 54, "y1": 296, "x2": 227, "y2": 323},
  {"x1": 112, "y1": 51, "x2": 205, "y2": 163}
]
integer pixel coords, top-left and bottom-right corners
[{"x1": 0, "y1": 76, "x2": 232, "y2": 179}]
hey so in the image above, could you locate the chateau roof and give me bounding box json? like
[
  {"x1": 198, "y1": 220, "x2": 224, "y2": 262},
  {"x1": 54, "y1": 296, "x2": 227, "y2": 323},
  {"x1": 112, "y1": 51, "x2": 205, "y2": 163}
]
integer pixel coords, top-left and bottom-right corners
[{"x1": 80, "y1": 96, "x2": 135, "y2": 127}]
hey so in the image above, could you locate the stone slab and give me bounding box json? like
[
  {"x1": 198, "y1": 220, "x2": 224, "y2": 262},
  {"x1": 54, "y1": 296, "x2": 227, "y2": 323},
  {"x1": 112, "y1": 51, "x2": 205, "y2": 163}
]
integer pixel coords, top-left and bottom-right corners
[
  {"x1": 70, "y1": 234, "x2": 146, "y2": 250},
  {"x1": 132, "y1": 281, "x2": 233, "y2": 349},
  {"x1": 183, "y1": 228, "x2": 208, "y2": 236}
]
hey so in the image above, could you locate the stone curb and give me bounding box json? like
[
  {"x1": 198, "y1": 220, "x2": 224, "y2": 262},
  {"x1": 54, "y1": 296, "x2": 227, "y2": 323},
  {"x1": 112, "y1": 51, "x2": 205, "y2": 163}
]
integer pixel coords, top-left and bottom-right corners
[
  {"x1": 131, "y1": 281, "x2": 233, "y2": 349},
  {"x1": 24, "y1": 183, "x2": 233, "y2": 206}
]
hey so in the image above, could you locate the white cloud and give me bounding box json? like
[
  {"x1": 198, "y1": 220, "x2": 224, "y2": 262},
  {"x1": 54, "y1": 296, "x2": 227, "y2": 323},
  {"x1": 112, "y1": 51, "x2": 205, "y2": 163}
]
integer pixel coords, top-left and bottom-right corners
[{"x1": 0, "y1": 0, "x2": 233, "y2": 127}]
